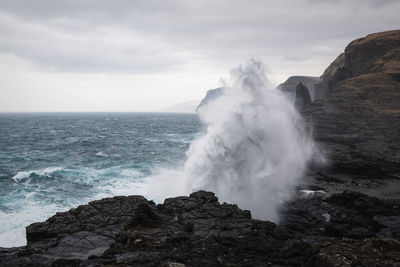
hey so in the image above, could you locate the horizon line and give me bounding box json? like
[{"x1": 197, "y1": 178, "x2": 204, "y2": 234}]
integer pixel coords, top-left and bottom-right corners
[{"x1": 0, "y1": 111, "x2": 197, "y2": 114}]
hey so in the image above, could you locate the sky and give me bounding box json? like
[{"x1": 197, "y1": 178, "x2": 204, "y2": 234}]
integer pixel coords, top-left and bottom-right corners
[{"x1": 0, "y1": 0, "x2": 399, "y2": 112}]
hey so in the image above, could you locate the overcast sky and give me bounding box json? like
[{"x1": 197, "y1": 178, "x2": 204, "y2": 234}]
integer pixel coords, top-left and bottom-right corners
[{"x1": 0, "y1": 0, "x2": 399, "y2": 112}]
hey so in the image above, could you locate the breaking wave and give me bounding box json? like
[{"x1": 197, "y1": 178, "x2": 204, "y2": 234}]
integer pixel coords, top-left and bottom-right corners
[{"x1": 12, "y1": 167, "x2": 64, "y2": 182}]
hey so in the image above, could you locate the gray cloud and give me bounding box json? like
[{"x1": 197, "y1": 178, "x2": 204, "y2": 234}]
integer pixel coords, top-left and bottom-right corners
[{"x1": 0, "y1": 0, "x2": 399, "y2": 74}]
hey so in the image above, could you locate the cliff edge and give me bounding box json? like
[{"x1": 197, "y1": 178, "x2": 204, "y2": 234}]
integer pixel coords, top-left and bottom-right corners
[{"x1": 304, "y1": 30, "x2": 400, "y2": 178}]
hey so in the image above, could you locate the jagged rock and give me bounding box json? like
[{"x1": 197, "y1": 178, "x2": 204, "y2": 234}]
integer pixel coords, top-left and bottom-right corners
[
  {"x1": 0, "y1": 191, "x2": 282, "y2": 266},
  {"x1": 1, "y1": 190, "x2": 400, "y2": 266},
  {"x1": 277, "y1": 76, "x2": 320, "y2": 101},
  {"x1": 295, "y1": 82, "x2": 312, "y2": 109}
]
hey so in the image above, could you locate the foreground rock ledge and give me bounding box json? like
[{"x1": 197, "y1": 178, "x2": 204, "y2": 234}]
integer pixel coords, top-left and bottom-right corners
[{"x1": 1, "y1": 190, "x2": 400, "y2": 266}]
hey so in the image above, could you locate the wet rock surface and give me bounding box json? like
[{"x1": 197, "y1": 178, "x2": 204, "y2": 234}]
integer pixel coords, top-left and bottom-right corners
[{"x1": 1, "y1": 188, "x2": 400, "y2": 266}]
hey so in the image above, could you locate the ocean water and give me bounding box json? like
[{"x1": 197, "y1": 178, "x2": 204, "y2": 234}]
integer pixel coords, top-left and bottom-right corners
[{"x1": 0, "y1": 112, "x2": 201, "y2": 247}]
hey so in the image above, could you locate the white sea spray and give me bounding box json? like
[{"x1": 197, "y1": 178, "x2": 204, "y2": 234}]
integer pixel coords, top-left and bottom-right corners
[{"x1": 182, "y1": 59, "x2": 317, "y2": 221}]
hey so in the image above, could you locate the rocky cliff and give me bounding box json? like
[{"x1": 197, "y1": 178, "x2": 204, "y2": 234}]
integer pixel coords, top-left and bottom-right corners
[
  {"x1": 303, "y1": 30, "x2": 400, "y2": 178},
  {"x1": 314, "y1": 30, "x2": 400, "y2": 100}
]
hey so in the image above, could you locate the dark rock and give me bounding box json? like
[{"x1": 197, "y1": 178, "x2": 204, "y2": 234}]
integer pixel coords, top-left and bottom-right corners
[
  {"x1": 281, "y1": 190, "x2": 400, "y2": 241},
  {"x1": 305, "y1": 238, "x2": 400, "y2": 267},
  {"x1": 51, "y1": 258, "x2": 81, "y2": 267},
  {"x1": 0, "y1": 191, "x2": 286, "y2": 266},
  {"x1": 1, "y1": 189, "x2": 400, "y2": 266},
  {"x1": 374, "y1": 215, "x2": 400, "y2": 239}
]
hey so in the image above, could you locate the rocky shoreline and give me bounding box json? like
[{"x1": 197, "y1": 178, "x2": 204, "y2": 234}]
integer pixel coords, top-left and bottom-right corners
[
  {"x1": 1, "y1": 183, "x2": 399, "y2": 266},
  {"x1": 1, "y1": 30, "x2": 399, "y2": 266}
]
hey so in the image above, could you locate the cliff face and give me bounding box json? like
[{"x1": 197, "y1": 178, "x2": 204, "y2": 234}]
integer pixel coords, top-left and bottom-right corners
[
  {"x1": 277, "y1": 76, "x2": 320, "y2": 101},
  {"x1": 344, "y1": 31, "x2": 400, "y2": 78},
  {"x1": 304, "y1": 30, "x2": 400, "y2": 177}
]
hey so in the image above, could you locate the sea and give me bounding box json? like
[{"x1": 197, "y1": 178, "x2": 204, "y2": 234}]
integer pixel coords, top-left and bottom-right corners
[{"x1": 0, "y1": 112, "x2": 201, "y2": 247}]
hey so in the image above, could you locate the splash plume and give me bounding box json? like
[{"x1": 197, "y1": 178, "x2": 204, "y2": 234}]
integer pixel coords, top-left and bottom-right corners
[{"x1": 184, "y1": 59, "x2": 316, "y2": 221}]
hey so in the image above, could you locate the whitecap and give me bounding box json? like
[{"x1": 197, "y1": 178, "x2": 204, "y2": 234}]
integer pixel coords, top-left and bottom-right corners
[
  {"x1": 12, "y1": 171, "x2": 32, "y2": 182},
  {"x1": 12, "y1": 167, "x2": 63, "y2": 182},
  {"x1": 96, "y1": 151, "x2": 108, "y2": 157},
  {"x1": 41, "y1": 167, "x2": 63, "y2": 174}
]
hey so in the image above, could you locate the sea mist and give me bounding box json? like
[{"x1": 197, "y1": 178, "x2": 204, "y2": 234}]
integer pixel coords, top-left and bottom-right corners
[{"x1": 183, "y1": 59, "x2": 315, "y2": 221}]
